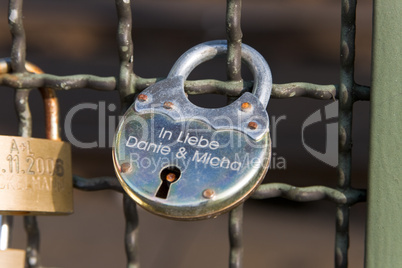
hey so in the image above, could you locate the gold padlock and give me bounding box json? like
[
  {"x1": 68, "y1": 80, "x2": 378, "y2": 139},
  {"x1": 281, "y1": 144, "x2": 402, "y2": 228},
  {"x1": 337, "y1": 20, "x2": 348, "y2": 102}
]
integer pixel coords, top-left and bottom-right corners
[
  {"x1": 0, "y1": 250, "x2": 25, "y2": 268},
  {"x1": 0, "y1": 216, "x2": 25, "y2": 268},
  {"x1": 0, "y1": 59, "x2": 73, "y2": 215}
]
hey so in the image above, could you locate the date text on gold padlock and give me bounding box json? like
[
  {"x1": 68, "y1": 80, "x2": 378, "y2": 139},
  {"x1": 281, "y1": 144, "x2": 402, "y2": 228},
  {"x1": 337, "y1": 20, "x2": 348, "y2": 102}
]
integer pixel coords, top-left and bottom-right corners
[{"x1": 0, "y1": 136, "x2": 73, "y2": 215}]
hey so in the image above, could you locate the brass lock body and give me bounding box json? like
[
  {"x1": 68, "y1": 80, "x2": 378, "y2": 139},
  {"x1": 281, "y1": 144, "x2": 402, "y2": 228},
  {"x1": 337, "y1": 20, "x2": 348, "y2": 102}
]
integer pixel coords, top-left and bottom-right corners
[
  {"x1": 0, "y1": 59, "x2": 73, "y2": 215},
  {"x1": 0, "y1": 249, "x2": 25, "y2": 268},
  {"x1": 0, "y1": 136, "x2": 72, "y2": 214}
]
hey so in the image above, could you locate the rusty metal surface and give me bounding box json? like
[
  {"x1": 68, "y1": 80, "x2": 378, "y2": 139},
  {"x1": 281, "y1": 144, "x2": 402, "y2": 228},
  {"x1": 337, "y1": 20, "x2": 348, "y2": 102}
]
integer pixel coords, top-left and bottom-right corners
[{"x1": 0, "y1": 0, "x2": 369, "y2": 267}]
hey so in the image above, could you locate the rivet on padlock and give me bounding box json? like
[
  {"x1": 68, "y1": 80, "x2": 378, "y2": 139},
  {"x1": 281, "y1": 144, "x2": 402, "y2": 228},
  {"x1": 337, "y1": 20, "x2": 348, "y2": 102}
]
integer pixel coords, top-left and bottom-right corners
[
  {"x1": 0, "y1": 216, "x2": 25, "y2": 268},
  {"x1": 0, "y1": 59, "x2": 73, "y2": 215},
  {"x1": 113, "y1": 40, "x2": 272, "y2": 220}
]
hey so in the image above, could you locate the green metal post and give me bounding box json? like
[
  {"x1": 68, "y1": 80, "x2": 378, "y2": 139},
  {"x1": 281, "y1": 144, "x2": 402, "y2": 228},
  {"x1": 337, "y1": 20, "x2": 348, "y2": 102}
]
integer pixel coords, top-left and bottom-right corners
[{"x1": 366, "y1": 0, "x2": 402, "y2": 267}]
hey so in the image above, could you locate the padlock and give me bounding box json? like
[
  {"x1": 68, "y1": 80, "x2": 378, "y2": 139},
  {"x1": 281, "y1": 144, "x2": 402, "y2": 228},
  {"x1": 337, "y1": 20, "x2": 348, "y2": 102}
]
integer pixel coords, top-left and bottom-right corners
[
  {"x1": 0, "y1": 59, "x2": 73, "y2": 215},
  {"x1": 0, "y1": 216, "x2": 25, "y2": 268},
  {"x1": 113, "y1": 40, "x2": 272, "y2": 220}
]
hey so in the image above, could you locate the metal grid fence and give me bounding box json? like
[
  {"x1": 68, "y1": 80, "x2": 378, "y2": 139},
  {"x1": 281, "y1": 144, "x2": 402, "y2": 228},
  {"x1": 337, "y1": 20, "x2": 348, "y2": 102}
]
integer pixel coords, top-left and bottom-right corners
[{"x1": 0, "y1": 0, "x2": 370, "y2": 267}]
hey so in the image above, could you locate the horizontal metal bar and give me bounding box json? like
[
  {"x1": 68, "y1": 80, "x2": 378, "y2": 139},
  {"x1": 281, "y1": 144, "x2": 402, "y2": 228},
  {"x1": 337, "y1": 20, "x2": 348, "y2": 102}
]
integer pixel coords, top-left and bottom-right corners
[
  {"x1": 73, "y1": 175, "x2": 124, "y2": 192},
  {"x1": 134, "y1": 76, "x2": 370, "y2": 100},
  {"x1": 252, "y1": 183, "x2": 366, "y2": 205},
  {"x1": 73, "y1": 176, "x2": 367, "y2": 206},
  {"x1": 0, "y1": 72, "x2": 370, "y2": 101},
  {"x1": 0, "y1": 73, "x2": 116, "y2": 91}
]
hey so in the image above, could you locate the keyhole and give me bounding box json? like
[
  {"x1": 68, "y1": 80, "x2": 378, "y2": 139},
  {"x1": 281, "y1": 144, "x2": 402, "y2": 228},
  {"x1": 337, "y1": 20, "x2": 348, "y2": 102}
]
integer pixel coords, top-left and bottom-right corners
[{"x1": 155, "y1": 166, "x2": 181, "y2": 199}]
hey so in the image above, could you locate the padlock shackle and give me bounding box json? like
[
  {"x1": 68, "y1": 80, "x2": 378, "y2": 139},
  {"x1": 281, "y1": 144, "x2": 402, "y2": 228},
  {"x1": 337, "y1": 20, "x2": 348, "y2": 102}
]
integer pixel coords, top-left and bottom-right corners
[
  {"x1": 167, "y1": 40, "x2": 272, "y2": 108},
  {"x1": 0, "y1": 58, "x2": 60, "y2": 141}
]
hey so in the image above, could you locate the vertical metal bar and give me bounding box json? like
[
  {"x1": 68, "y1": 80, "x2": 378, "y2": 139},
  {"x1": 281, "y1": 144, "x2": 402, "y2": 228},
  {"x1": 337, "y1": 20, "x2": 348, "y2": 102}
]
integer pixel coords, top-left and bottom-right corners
[
  {"x1": 24, "y1": 217, "x2": 40, "y2": 268},
  {"x1": 123, "y1": 194, "x2": 140, "y2": 268},
  {"x1": 226, "y1": 1, "x2": 244, "y2": 267},
  {"x1": 8, "y1": 0, "x2": 26, "y2": 73},
  {"x1": 15, "y1": 89, "x2": 32, "y2": 138},
  {"x1": 115, "y1": 1, "x2": 138, "y2": 266},
  {"x1": 336, "y1": 0, "x2": 356, "y2": 267},
  {"x1": 15, "y1": 88, "x2": 42, "y2": 268},
  {"x1": 9, "y1": 1, "x2": 41, "y2": 266},
  {"x1": 365, "y1": 0, "x2": 402, "y2": 266},
  {"x1": 229, "y1": 204, "x2": 244, "y2": 268},
  {"x1": 226, "y1": 0, "x2": 243, "y2": 82},
  {"x1": 115, "y1": 0, "x2": 135, "y2": 99}
]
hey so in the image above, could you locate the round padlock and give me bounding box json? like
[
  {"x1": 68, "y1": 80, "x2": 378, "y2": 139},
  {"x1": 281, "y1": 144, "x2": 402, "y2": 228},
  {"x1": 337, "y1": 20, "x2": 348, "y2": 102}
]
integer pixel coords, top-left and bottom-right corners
[
  {"x1": 0, "y1": 59, "x2": 73, "y2": 215},
  {"x1": 113, "y1": 40, "x2": 272, "y2": 220}
]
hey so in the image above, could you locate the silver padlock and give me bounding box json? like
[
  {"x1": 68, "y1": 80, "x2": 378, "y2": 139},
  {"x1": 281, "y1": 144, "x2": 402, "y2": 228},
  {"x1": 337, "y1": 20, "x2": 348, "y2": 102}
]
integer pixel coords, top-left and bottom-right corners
[{"x1": 113, "y1": 40, "x2": 272, "y2": 220}]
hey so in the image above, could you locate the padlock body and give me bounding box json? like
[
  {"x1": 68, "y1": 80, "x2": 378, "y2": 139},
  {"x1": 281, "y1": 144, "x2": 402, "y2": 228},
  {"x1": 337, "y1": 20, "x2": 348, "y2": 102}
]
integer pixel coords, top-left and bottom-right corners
[
  {"x1": 0, "y1": 136, "x2": 73, "y2": 215},
  {"x1": 0, "y1": 249, "x2": 26, "y2": 268},
  {"x1": 114, "y1": 110, "x2": 270, "y2": 220}
]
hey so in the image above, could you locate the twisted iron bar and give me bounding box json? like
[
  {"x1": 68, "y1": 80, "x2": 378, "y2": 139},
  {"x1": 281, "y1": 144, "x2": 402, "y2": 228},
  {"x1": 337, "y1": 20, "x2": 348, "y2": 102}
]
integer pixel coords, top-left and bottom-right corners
[
  {"x1": 8, "y1": 0, "x2": 42, "y2": 267},
  {"x1": 123, "y1": 194, "x2": 140, "y2": 268},
  {"x1": 8, "y1": 0, "x2": 26, "y2": 73},
  {"x1": 336, "y1": 0, "x2": 357, "y2": 267},
  {"x1": 116, "y1": 0, "x2": 135, "y2": 100},
  {"x1": 226, "y1": 1, "x2": 244, "y2": 267},
  {"x1": 0, "y1": 72, "x2": 370, "y2": 101},
  {"x1": 226, "y1": 0, "x2": 243, "y2": 82},
  {"x1": 252, "y1": 183, "x2": 366, "y2": 205},
  {"x1": 229, "y1": 204, "x2": 244, "y2": 268},
  {"x1": 73, "y1": 175, "x2": 124, "y2": 192},
  {"x1": 72, "y1": 176, "x2": 367, "y2": 206},
  {"x1": 24, "y1": 217, "x2": 40, "y2": 268},
  {"x1": 114, "y1": 1, "x2": 141, "y2": 268}
]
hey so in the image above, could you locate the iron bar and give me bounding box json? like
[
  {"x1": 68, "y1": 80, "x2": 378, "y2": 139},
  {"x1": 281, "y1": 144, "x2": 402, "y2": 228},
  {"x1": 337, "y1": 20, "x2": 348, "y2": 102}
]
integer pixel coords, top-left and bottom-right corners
[
  {"x1": 14, "y1": 89, "x2": 31, "y2": 138},
  {"x1": 229, "y1": 204, "x2": 244, "y2": 268},
  {"x1": 115, "y1": 0, "x2": 135, "y2": 100},
  {"x1": 336, "y1": 0, "x2": 357, "y2": 267},
  {"x1": 73, "y1": 175, "x2": 124, "y2": 192},
  {"x1": 8, "y1": 0, "x2": 26, "y2": 73},
  {"x1": 15, "y1": 87, "x2": 41, "y2": 268},
  {"x1": 226, "y1": 0, "x2": 243, "y2": 82},
  {"x1": 0, "y1": 73, "x2": 116, "y2": 91},
  {"x1": 226, "y1": 1, "x2": 244, "y2": 267},
  {"x1": 114, "y1": 1, "x2": 140, "y2": 266},
  {"x1": 72, "y1": 177, "x2": 367, "y2": 206},
  {"x1": 0, "y1": 72, "x2": 370, "y2": 101},
  {"x1": 353, "y1": 84, "x2": 370, "y2": 102},
  {"x1": 252, "y1": 183, "x2": 366, "y2": 205},
  {"x1": 24, "y1": 216, "x2": 40, "y2": 268},
  {"x1": 9, "y1": 0, "x2": 42, "y2": 261},
  {"x1": 123, "y1": 194, "x2": 140, "y2": 268},
  {"x1": 7, "y1": 1, "x2": 42, "y2": 259}
]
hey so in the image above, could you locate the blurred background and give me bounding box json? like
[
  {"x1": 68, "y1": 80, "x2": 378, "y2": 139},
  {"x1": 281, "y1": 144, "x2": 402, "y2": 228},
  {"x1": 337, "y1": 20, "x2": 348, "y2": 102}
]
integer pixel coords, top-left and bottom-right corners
[{"x1": 0, "y1": 0, "x2": 371, "y2": 267}]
